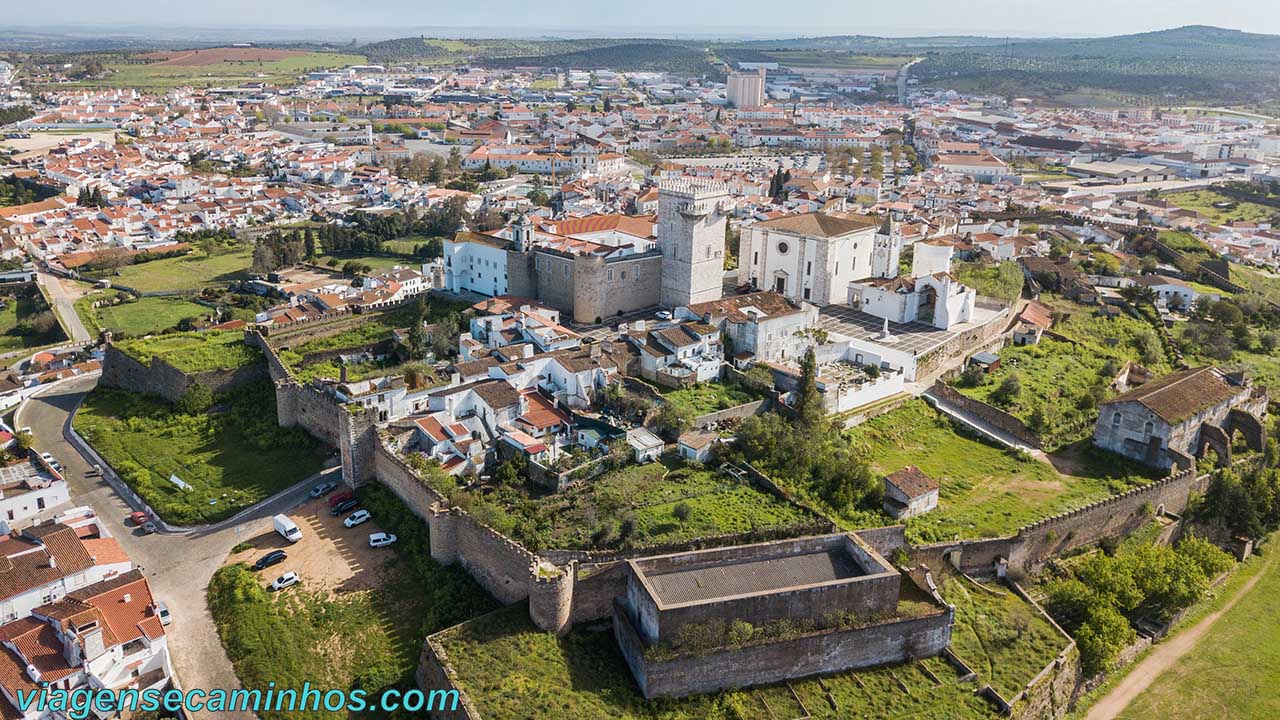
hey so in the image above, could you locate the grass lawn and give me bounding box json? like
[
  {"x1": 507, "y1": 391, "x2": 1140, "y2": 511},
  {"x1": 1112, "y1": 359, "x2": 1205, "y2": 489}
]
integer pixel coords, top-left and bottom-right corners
[
  {"x1": 489, "y1": 457, "x2": 818, "y2": 552},
  {"x1": 939, "y1": 572, "x2": 1070, "y2": 699},
  {"x1": 208, "y1": 483, "x2": 496, "y2": 720},
  {"x1": 88, "y1": 296, "x2": 212, "y2": 337},
  {"x1": 114, "y1": 330, "x2": 262, "y2": 372},
  {"x1": 0, "y1": 292, "x2": 66, "y2": 352},
  {"x1": 1164, "y1": 190, "x2": 1279, "y2": 226},
  {"x1": 659, "y1": 381, "x2": 762, "y2": 417},
  {"x1": 1115, "y1": 547, "x2": 1280, "y2": 720},
  {"x1": 75, "y1": 383, "x2": 325, "y2": 525},
  {"x1": 277, "y1": 301, "x2": 466, "y2": 378},
  {"x1": 839, "y1": 400, "x2": 1155, "y2": 544},
  {"x1": 87, "y1": 248, "x2": 254, "y2": 293},
  {"x1": 314, "y1": 253, "x2": 419, "y2": 272},
  {"x1": 956, "y1": 339, "x2": 1114, "y2": 449},
  {"x1": 1228, "y1": 264, "x2": 1280, "y2": 304},
  {"x1": 437, "y1": 605, "x2": 999, "y2": 720}
]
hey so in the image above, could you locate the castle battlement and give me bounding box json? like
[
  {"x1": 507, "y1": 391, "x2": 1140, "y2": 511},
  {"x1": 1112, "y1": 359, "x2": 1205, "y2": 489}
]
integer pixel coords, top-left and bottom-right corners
[{"x1": 657, "y1": 178, "x2": 731, "y2": 199}]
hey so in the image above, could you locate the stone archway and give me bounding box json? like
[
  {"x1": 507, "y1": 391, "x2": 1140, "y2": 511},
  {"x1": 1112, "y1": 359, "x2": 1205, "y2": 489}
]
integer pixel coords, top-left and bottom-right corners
[
  {"x1": 1228, "y1": 408, "x2": 1266, "y2": 453},
  {"x1": 1196, "y1": 423, "x2": 1232, "y2": 467}
]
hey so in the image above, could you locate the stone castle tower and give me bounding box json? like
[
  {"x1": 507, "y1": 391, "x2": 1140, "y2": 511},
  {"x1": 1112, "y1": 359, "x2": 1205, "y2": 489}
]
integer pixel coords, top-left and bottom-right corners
[
  {"x1": 657, "y1": 180, "x2": 731, "y2": 308},
  {"x1": 870, "y1": 215, "x2": 901, "y2": 279}
]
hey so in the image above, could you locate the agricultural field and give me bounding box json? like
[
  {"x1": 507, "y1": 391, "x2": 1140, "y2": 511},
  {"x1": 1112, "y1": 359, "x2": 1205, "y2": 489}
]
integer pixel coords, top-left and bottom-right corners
[
  {"x1": 436, "y1": 605, "x2": 999, "y2": 720},
  {"x1": 75, "y1": 382, "x2": 325, "y2": 525},
  {"x1": 64, "y1": 50, "x2": 367, "y2": 89},
  {"x1": 838, "y1": 400, "x2": 1154, "y2": 544},
  {"x1": 752, "y1": 51, "x2": 914, "y2": 71},
  {"x1": 487, "y1": 457, "x2": 819, "y2": 552},
  {"x1": 1163, "y1": 189, "x2": 1279, "y2": 225},
  {"x1": 114, "y1": 330, "x2": 262, "y2": 373},
  {"x1": 84, "y1": 247, "x2": 254, "y2": 293},
  {"x1": 208, "y1": 483, "x2": 496, "y2": 720},
  {"x1": 82, "y1": 295, "x2": 212, "y2": 337}
]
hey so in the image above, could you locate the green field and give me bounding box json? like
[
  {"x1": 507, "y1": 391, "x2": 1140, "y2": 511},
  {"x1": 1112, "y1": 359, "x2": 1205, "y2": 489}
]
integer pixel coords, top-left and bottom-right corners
[
  {"x1": 86, "y1": 296, "x2": 212, "y2": 337},
  {"x1": 1164, "y1": 190, "x2": 1279, "y2": 225},
  {"x1": 838, "y1": 401, "x2": 1154, "y2": 544},
  {"x1": 0, "y1": 292, "x2": 67, "y2": 353},
  {"x1": 660, "y1": 381, "x2": 763, "y2": 417},
  {"x1": 87, "y1": 248, "x2": 254, "y2": 293},
  {"x1": 66, "y1": 52, "x2": 367, "y2": 90},
  {"x1": 436, "y1": 605, "x2": 998, "y2": 720},
  {"x1": 76, "y1": 383, "x2": 325, "y2": 525},
  {"x1": 486, "y1": 457, "x2": 818, "y2": 552},
  {"x1": 208, "y1": 483, "x2": 496, "y2": 720},
  {"x1": 114, "y1": 330, "x2": 261, "y2": 373},
  {"x1": 1115, "y1": 550, "x2": 1280, "y2": 720},
  {"x1": 940, "y1": 573, "x2": 1070, "y2": 699},
  {"x1": 760, "y1": 50, "x2": 913, "y2": 70}
]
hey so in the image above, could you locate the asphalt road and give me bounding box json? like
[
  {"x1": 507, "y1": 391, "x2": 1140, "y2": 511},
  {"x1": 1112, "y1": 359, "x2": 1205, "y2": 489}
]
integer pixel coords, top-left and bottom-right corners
[{"x1": 18, "y1": 375, "x2": 340, "y2": 720}]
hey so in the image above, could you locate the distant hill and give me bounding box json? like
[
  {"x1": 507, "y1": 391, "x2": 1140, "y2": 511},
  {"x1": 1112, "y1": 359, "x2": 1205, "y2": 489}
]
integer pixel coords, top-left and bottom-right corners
[{"x1": 485, "y1": 42, "x2": 714, "y2": 74}]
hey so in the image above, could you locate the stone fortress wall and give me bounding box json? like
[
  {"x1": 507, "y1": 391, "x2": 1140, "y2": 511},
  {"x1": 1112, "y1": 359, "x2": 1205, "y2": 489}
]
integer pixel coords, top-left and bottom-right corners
[{"x1": 99, "y1": 342, "x2": 268, "y2": 403}]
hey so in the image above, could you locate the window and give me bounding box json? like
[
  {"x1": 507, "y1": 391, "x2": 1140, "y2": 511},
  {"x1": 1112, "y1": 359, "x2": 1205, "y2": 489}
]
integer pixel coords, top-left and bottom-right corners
[
  {"x1": 1144, "y1": 421, "x2": 1154, "y2": 436},
  {"x1": 777, "y1": 241, "x2": 789, "y2": 255},
  {"x1": 803, "y1": 288, "x2": 811, "y2": 300},
  {"x1": 608, "y1": 269, "x2": 614, "y2": 281},
  {"x1": 806, "y1": 261, "x2": 812, "y2": 276},
  {"x1": 1112, "y1": 412, "x2": 1121, "y2": 427}
]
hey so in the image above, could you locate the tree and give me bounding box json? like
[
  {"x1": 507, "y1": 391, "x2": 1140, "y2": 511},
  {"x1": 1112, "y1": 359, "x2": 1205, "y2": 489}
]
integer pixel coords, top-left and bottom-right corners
[
  {"x1": 793, "y1": 347, "x2": 824, "y2": 429},
  {"x1": 1075, "y1": 604, "x2": 1136, "y2": 675},
  {"x1": 990, "y1": 374, "x2": 1022, "y2": 407},
  {"x1": 406, "y1": 296, "x2": 429, "y2": 360},
  {"x1": 175, "y1": 384, "x2": 214, "y2": 414},
  {"x1": 673, "y1": 502, "x2": 692, "y2": 526},
  {"x1": 653, "y1": 403, "x2": 693, "y2": 438}
]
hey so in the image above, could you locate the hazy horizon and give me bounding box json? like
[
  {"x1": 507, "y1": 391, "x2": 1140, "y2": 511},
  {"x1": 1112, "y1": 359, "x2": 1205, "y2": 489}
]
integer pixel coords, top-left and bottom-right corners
[{"x1": 5, "y1": 0, "x2": 1280, "y2": 41}]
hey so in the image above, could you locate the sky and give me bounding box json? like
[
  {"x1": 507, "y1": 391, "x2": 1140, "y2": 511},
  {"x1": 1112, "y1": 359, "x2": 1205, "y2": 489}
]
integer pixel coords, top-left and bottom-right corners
[{"x1": 7, "y1": 0, "x2": 1280, "y2": 38}]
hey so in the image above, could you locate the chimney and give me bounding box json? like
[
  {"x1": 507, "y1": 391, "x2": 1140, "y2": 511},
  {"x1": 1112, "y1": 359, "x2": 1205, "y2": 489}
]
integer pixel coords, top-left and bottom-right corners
[
  {"x1": 48, "y1": 555, "x2": 56, "y2": 570},
  {"x1": 340, "y1": 363, "x2": 349, "y2": 383}
]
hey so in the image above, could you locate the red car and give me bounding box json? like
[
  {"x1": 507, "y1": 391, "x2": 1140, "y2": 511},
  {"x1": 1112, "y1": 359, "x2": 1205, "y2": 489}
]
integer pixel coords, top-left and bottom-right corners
[
  {"x1": 328, "y1": 491, "x2": 355, "y2": 508},
  {"x1": 129, "y1": 511, "x2": 149, "y2": 526}
]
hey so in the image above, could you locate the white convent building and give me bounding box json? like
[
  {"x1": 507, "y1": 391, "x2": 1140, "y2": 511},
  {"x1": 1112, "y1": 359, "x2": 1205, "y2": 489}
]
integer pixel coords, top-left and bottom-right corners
[{"x1": 847, "y1": 234, "x2": 975, "y2": 330}]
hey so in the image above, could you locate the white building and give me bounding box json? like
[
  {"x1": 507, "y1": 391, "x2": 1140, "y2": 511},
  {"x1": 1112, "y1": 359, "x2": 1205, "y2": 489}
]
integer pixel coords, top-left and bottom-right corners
[
  {"x1": 739, "y1": 208, "x2": 878, "y2": 305},
  {"x1": 726, "y1": 68, "x2": 766, "y2": 109},
  {"x1": 443, "y1": 229, "x2": 510, "y2": 297}
]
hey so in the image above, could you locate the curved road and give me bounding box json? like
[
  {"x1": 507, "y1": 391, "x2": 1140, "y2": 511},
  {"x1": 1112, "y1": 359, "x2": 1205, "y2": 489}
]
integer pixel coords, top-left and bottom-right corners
[{"x1": 19, "y1": 375, "x2": 339, "y2": 720}]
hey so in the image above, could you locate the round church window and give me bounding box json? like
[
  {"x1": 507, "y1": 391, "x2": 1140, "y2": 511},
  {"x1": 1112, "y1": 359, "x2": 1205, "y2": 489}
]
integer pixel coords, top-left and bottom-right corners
[{"x1": 777, "y1": 241, "x2": 789, "y2": 255}]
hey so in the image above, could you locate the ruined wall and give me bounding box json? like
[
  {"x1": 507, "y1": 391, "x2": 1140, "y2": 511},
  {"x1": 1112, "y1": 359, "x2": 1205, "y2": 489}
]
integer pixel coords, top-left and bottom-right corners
[
  {"x1": 568, "y1": 560, "x2": 630, "y2": 626},
  {"x1": 278, "y1": 383, "x2": 345, "y2": 447},
  {"x1": 614, "y1": 602, "x2": 953, "y2": 699},
  {"x1": 930, "y1": 382, "x2": 1043, "y2": 449},
  {"x1": 691, "y1": 399, "x2": 768, "y2": 429},
  {"x1": 100, "y1": 344, "x2": 267, "y2": 403},
  {"x1": 417, "y1": 635, "x2": 481, "y2": 720}
]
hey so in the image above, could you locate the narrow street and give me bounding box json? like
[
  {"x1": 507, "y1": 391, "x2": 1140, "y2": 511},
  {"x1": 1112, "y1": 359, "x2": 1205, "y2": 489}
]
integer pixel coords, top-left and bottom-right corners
[
  {"x1": 37, "y1": 272, "x2": 92, "y2": 343},
  {"x1": 17, "y1": 375, "x2": 338, "y2": 720}
]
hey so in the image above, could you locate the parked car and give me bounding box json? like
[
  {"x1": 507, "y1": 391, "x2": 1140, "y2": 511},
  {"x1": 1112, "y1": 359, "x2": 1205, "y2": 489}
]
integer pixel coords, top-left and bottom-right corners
[
  {"x1": 154, "y1": 601, "x2": 171, "y2": 626},
  {"x1": 310, "y1": 480, "x2": 339, "y2": 498},
  {"x1": 328, "y1": 491, "x2": 355, "y2": 507},
  {"x1": 253, "y1": 550, "x2": 287, "y2": 571},
  {"x1": 344, "y1": 509, "x2": 371, "y2": 528},
  {"x1": 38, "y1": 452, "x2": 61, "y2": 471},
  {"x1": 269, "y1": 572, "x2": 300, "y2": 591},
  {"x1": 330, "y1": 498, "x2": 359, "y2": 516},
  {"x1": 369, "y1": 532, "x2": 398, "y2": 548},
  {"x1": 272, "y1": 514, "x2": 302, "y2": 543},
  {"x1": 129, "y1": 511, "x2": 149, "y2": 526},
  {"x1": 140, "y1": 522, "x2": 157, "y2": 535},
  {"x1": 655, "y1": 310, "x2": 673, "y2": 320}
]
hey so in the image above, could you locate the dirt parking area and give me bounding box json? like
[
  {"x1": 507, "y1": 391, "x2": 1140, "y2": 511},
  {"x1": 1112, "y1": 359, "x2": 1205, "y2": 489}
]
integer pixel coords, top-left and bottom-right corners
[{"x1": 226, "y1": 497, "x2": 395, "y2": 595}]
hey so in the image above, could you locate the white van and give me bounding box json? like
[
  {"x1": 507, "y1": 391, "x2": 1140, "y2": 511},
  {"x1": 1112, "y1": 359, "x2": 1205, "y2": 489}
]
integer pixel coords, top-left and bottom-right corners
[{"x1": 273, "y1": 514, "x2": 302, "y2": 543}]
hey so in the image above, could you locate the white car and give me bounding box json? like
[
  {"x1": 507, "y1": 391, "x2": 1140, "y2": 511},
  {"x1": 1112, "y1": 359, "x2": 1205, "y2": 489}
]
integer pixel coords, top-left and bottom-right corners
[
  {"x1": 269, "y1": 572, "x2": 300, "y2": 591},
  {"x1": 655, "y1": 310, "x2": 673, "y2": 321},
  {"x1": 154, "y1": 601, "x2": 171, "y2": 626},
  {"x1": 344, "y1": 510, "x2": 371, "y2": 528},
  {"x1": 38, "y1": 452, "x2": 61, "y2": 471},
  {"x1": 369, "y1": 532, "x2": 398, "y2": 548}
]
